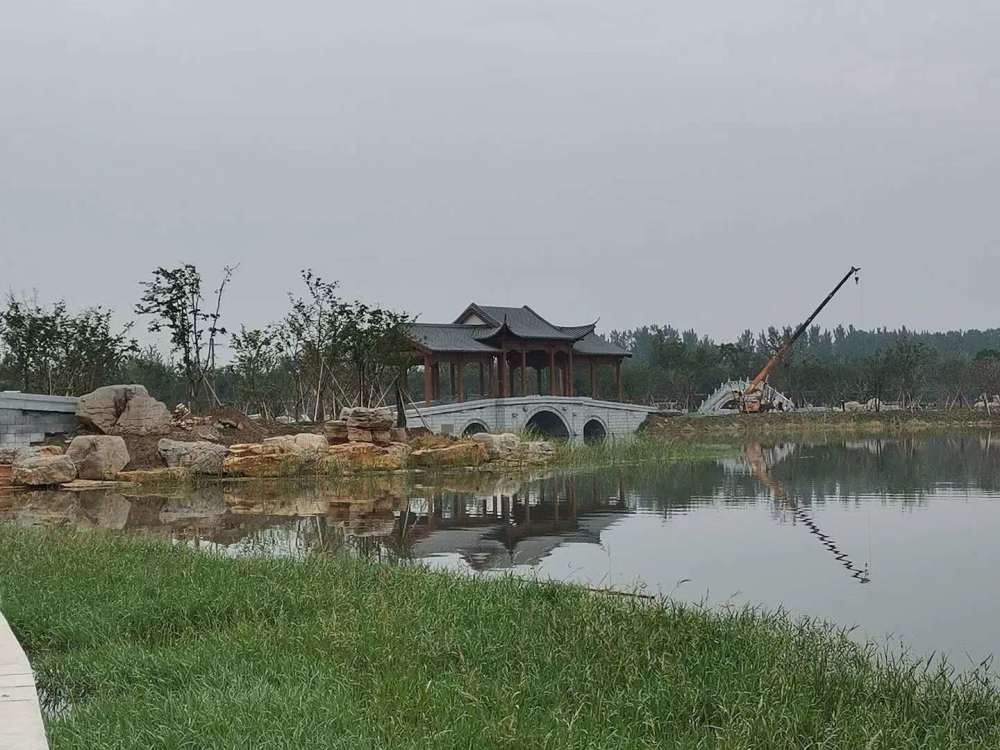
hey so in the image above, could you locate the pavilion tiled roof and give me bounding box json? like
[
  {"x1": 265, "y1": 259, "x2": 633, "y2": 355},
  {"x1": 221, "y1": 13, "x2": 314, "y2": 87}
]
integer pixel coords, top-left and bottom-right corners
[
  {"x1": 409, "y1": 303, "x2": 629, "y2": 357},
  {"x1": 407, "y1": 324, "x2": 500, "y2": 353}
]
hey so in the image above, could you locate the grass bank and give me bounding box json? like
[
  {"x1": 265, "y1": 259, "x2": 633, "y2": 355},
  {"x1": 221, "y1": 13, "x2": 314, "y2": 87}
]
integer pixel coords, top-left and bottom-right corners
[
  {"x1": 3, "y1": 528, "x2": 1000, "y2": 749},
  {"x1": 551, "y1": 436, "x2": 733, "y2": 468},
  {"x1": 643, "y1": 408, "x2": 1000, "y2": 442}
]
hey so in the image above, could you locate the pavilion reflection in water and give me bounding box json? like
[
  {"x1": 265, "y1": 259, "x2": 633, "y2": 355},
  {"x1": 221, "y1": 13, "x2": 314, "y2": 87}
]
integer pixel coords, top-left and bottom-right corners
[{"x1": 0, "y1": 473, "x2": 636, "y2": 568}]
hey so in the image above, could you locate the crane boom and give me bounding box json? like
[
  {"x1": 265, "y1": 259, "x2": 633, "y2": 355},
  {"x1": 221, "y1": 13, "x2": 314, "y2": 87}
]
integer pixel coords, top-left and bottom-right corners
[{"x1": 744, "y1": 266, "x2": 860, "y2": 397}]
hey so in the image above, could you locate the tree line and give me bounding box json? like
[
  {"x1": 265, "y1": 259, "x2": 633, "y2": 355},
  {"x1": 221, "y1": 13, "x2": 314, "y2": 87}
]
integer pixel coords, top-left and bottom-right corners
[
  {"x1": 611, "y1": 324, "x2": 1000, "y2": 409},
  {"x1": 0, "y1": 266, "x2": 412, "y2": 420},
  {"x1": 2, "y1": 268, "x2": 998, "y2": 415}
]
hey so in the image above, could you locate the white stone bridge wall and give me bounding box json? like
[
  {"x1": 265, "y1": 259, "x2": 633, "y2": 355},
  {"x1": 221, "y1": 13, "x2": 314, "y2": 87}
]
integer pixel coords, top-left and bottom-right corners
[
  {"x1": 0, "y1": 392, "x2": 79, "y2": 460},
  {"x1": 404, "y1": 396, "x2": 656, "y2": 442}
]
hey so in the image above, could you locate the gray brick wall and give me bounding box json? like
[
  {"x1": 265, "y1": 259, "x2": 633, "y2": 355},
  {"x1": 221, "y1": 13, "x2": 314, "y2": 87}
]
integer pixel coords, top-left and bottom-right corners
[{"x1": 0, "y1": 392, "x2": 80, "y2": 461}]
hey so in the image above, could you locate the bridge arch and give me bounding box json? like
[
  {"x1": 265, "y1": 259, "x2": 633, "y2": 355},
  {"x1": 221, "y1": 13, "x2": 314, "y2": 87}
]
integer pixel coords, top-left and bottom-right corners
[
  {"x1": 583, "y1": 417, "x2": 608, "y2": 444},
  {"x1": 525, "y1": 408, "x2": 570, "y2": 440},
  {"x1": 461, "y1": 420, "x2": 489, "y2": 437}
]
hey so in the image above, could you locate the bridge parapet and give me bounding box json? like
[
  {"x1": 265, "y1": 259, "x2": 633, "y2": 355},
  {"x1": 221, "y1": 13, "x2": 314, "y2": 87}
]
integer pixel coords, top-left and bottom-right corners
[{"x1": 404, "y1": 395, "x2": 656, "y2": 442}]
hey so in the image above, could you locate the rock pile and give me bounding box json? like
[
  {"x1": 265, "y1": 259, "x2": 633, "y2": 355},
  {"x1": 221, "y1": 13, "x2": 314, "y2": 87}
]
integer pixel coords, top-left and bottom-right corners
[{"x1": 340, "y1": 407, "x2": 393, "y2": 445}]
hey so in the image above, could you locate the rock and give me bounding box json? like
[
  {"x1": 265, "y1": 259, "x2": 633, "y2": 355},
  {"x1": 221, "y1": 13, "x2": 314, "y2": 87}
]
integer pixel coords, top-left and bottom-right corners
[
  {"x1": 13, "y1": 444, "x2": 65, "y2": 461},
  {"x1": 275, "y1": 416, "x2": 295, "y2": 425},
  {"x1": 390, "y1": 427, "x2": 409, "y2": 443},
  {"x1": 347, "y1": 427, "x2": 392, "y2": 445},
  {"x1": 66, "y1": 435, "x2": 130, "y2": 480},
  {"x1": 324, "y1": 420, "x2": 349, "y2": 444},
  {"x1": 325, "y1": 442, "x2": 410, "y2": 472},
  {"x1": 11, "y1": 454, "x2": 78, "y2": 486},
  {"x1": 223, "y1": 452, "x2": 315, "y2": 478},
  {"x1": 76, "y1": 384, "x2": 172, "y2": 435},
  {"x1": 157, "y1": 439, "x2": 228, "y2": 475},
  {"x1": 523, "y1": 441, "x2": 555, "y2": 462},
  {"x1": 470, "y1": 432, "x2": 522, "y2": 459},
  {"x1": 408, "y1": 441, "x2": 488, "y2": 469},
  {"x1": 843, "y1": 401, "x2": 864, "y2": 412},
  {"x1": 173, "y1": 403, "x2": 192, "y2": 421},
  {"x1": 117, "y1": 467, "x2": 191, "y2": 484},
  {"x1": 262, "y1": 433, "x2": 329, "y2": 455},
  {"x1": 340, "y1": 407, "x2": 393, "y2": 432}
]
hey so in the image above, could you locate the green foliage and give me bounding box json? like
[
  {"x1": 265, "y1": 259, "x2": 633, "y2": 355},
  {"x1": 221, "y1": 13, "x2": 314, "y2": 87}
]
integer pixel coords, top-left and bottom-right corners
[
  {"x1": 4, "y1": 527, "x2": 1000, "y2": 749},
  {"x1": 0, "y1": 295, "x2": 137, "y2": 394},
  {"x1": 614, "y1": 324, "x2": 1000, "y2": 407},
  {"x1": 135, "y1": 264, "x2": 236, "y2": 408}
]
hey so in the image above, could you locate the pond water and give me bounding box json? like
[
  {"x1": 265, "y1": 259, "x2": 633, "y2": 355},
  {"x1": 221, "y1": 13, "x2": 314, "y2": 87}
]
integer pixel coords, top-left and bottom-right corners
[{"x1": 3, "y1": 435, "x2": 1000, "y2": 665}]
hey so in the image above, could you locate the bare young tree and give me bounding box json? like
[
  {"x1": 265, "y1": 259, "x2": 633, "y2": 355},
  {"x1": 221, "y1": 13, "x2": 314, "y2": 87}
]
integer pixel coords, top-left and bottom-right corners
[{"x1": 135, "y1": 264, "x2": 236, "y2": 409}]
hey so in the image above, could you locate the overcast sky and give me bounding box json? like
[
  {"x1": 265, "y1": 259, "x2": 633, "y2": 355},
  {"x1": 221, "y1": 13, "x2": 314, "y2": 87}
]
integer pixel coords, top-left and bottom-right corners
[{"x1": 3, "y1": 0, "x2": 999, "y2": 347}]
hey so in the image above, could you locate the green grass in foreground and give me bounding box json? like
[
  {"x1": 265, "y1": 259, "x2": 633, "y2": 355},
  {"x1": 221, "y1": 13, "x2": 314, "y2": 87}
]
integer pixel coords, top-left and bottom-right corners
[
  {"x1": 552, "y1": 436, "x2": 732, "y2": 468},
  {"x1": 2, "y1": 528, "x2": 1000, "y2": 749}
]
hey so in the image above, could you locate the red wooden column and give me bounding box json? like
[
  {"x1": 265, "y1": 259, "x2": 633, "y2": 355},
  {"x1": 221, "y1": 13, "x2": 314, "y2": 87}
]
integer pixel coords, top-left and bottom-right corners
[
  {"x1": 520, "y1": 349, "x2": 527, "y2": 396},
  {"x1": 449, "y1": 360, "x2": 457, "y2": 400},
  {"x1": 499, "y1": 349, "x2": 508, "y2": 398},
  {"x1": 615, "y1": 360, "x2": 623, "y2": 401},
  {"x1": 548, "y1": 348, "x2": 556, "y2": 396},
  {"x1": 423, "y1": 354, "x2": 434, "y2": 404},
  {"x1": 566, "y1": 348, "x2": 574, "y2": 396}
]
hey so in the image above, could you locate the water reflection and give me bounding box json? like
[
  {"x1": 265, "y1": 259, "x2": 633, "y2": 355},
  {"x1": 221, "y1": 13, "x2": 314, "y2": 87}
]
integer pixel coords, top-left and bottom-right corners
[{"x1": 5, "y1": 436, "x2": 1000, "y2": 662}]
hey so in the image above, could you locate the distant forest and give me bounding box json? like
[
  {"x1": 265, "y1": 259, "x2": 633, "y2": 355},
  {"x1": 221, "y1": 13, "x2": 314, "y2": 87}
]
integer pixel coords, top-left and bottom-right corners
[
  {"x1": 612, "y1": 324, "x2": 1000, "y2": 409},
  {"x1": 2, "y1": 265, "x2": 999, "y2": 413}
]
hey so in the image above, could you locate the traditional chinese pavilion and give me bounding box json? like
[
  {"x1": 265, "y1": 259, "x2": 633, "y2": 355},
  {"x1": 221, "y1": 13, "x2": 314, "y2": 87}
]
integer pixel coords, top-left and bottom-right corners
[{"x1": 408, "y1": 304, "x2": 630, "y2": 404}]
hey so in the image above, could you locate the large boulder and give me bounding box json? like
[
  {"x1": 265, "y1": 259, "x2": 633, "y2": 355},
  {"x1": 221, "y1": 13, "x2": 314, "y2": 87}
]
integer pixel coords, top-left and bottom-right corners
[
  {"x1": 470, "y1": 432, "x2": 522, "y2": 459},
  {"x1": 157, "y1": 439, "x2": 228, "y2": 475},
  {"x1": 11, "y1": 454, "x2": 77, "y2": 486},
  {"x1": 325, "y1": 442, "x2": 410, "y2": 472},
  {"x1": 262, "y1": 433, "x2": 329, "y2": 455},
  {"x1": 409, "y1": 441, "x2": 488, "y2": 469},
  {"x1": 76, "y1": 385, "x2": 172, "y2": 435},
  {"x1": 66, "y1": 435, "x2": 130, "y2": 480}
]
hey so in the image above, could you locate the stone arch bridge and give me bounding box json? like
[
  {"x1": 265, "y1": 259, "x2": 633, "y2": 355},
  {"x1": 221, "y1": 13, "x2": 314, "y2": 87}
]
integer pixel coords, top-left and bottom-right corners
[{"x1": 404, "y1": 395, "x2": 657, "y2": 443}]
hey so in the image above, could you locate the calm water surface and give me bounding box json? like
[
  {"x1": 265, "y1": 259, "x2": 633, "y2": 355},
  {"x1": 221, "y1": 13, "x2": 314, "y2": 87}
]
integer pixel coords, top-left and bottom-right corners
[{"x1": 4, "y1": 435, "x2": 1000, "y2": 664}]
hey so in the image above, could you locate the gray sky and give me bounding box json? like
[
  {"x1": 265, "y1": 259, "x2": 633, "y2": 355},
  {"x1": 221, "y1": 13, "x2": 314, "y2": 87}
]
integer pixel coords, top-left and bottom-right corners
[{"x1": 3, "y1": 0, "x2": 999, "y2": 346}]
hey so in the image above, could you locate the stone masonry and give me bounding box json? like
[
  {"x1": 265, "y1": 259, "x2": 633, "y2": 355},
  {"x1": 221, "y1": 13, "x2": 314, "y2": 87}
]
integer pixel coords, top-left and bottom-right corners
[
  {"x1": 404, "y1": 395, "x2": 657, "y2": 443},
  {"x1": 0, "y1": 392, "x2": 79, "y2": 462}
]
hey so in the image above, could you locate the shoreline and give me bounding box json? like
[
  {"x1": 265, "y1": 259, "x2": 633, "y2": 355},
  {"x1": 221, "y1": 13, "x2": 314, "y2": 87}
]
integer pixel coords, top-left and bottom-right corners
[{"x1": 3, "y1": 526, "x2": 999, "y2": 749}]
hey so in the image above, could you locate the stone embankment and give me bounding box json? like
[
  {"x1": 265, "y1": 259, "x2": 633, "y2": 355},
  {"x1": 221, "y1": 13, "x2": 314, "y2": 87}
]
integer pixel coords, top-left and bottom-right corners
[{"x1": 1, "y1": 386, "x2": 554, "y2": 488}]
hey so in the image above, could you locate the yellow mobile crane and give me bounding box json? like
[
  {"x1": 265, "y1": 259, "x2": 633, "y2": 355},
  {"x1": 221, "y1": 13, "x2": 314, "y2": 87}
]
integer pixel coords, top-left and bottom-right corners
[{"x1": 739, "y1": 266, "x2": 860, "y2": 413}]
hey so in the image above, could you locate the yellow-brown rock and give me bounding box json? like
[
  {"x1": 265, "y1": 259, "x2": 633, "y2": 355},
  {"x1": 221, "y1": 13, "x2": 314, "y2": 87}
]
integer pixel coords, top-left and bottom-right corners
[
  {"x1": 223, "y1": 452, "x2": 311, "y2": 478},
  {"x1": 116, "y1": 467, "x2": 191, "y2": 484},
  {"x1": 408, "y1": 441, "x2": 488, "y2": 469},
  {"x1": 325, "y1": 442, "x2": 410, "y2": 472}
]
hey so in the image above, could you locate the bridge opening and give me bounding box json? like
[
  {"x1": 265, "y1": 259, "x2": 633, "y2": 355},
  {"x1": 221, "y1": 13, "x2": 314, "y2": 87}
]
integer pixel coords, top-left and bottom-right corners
[
  {"x1": 462, "y1": 421, "x2": 488, "y2": 437},
  {"x1": 525, "y1": 410, "x2": 570, "y2": 441},
  {"x1": 583, "y1": 419, "x2": 607, "y2": 444}
]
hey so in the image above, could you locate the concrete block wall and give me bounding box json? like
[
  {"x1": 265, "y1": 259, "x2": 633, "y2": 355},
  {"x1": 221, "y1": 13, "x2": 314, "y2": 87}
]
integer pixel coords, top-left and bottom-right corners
[{"x1": 0, "y1": 392, "x2": 79, "y2": 462}]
